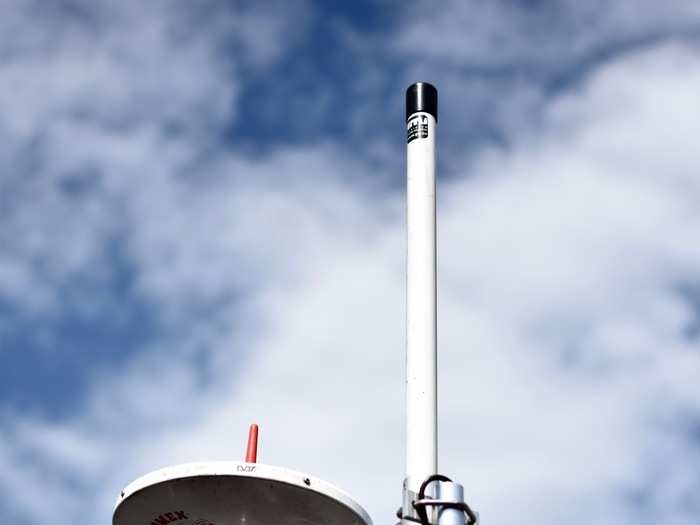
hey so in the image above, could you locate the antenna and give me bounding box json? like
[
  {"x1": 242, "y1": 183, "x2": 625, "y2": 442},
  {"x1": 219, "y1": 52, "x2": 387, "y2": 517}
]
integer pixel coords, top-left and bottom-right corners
[
  {"x1": 245, "y1": 423, "x2": 259, "y2": 463},
  {"x1": 400, "y1": 83, "x2": 477, "y2": 525},
  {"x1": 405, "y1": 81, "x2": 438, "y2": 488}
]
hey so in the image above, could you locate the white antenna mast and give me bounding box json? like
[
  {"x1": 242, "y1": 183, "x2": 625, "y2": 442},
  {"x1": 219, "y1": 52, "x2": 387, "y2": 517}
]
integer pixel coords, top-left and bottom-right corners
[
  {"x1": 400, "y1": 83, "x2": 477, "y2": 525},
  {"x1": 405, "y1": 82, "x2": 438, "y2": 488}
]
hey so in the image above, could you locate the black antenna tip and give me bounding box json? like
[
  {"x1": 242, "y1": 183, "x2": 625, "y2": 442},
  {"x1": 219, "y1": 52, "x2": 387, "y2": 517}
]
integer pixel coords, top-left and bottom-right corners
[{"x1": 406, "y1": 82, "x2": 438, "y2": 122}]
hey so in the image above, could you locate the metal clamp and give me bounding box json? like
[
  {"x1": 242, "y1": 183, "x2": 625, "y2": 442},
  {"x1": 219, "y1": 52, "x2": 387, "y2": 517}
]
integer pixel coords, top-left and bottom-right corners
[{"x1": 400, "y1": 475, "x2": 478, "y2": 525}]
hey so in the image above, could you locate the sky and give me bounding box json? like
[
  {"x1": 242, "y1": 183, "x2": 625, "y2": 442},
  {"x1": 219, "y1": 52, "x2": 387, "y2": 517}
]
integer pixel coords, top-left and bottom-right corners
[{"x1": 1, "y1": 1, "x2": 700, "y2": 524}]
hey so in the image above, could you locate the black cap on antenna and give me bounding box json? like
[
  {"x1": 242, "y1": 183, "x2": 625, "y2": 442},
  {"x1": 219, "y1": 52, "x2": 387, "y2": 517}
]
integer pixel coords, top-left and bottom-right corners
[{"x1": 406, "y1": 82, "x2": 437, "y2": 122}]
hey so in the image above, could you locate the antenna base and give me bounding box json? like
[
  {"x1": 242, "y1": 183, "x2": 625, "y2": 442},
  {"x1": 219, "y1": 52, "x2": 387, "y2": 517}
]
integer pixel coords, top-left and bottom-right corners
[{"x1": 397, "y1": 475, "x2": 478, "y2": 525}]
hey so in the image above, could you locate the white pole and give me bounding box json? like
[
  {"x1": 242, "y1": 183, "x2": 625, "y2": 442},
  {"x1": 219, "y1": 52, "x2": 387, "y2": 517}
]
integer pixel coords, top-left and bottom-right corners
[{"x1": 405, "y1": 82, "x2": 438, "y2": 499}]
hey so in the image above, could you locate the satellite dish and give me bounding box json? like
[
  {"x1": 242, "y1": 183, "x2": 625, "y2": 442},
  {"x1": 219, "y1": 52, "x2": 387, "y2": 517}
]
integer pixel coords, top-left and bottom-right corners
[{"x1": 113, "y1": 461, "x2": 372, "y2": 525}]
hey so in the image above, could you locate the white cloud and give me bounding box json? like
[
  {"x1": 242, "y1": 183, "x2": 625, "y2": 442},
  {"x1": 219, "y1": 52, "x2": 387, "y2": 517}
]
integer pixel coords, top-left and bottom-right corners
[
  {"x1": 438, "y1": 43, "x2": 700, "y2": 525},
  {"x1": 395, "y1": 0, "x2": 700, "y2": 67},
  {"x1": 0, "y1": 0, "x2": 309, "y2": 318},
  {"x1": 2, "y1": 4, "x2": 700, "y2": 525}
]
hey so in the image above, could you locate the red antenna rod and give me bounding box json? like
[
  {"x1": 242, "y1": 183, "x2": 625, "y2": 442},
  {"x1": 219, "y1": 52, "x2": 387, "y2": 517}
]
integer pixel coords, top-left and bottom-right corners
[{"x1": 245, "y1": 424, "x2": 259, "y2": 463}]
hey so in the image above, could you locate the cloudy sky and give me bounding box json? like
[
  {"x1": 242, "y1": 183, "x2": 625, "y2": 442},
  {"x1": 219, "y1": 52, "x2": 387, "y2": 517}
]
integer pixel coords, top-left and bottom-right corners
[{"x1": 2, "y1": 1, "x2": 700, "y2": 524}]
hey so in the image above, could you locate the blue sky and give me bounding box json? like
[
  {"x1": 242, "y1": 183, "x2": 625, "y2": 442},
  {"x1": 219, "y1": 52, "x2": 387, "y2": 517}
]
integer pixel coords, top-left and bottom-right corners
[{"x1": 1, "y1": 1, "x2": 700, "y2": 524}]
